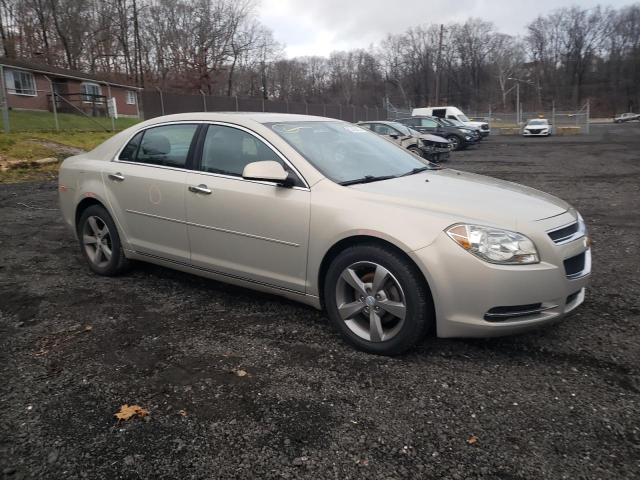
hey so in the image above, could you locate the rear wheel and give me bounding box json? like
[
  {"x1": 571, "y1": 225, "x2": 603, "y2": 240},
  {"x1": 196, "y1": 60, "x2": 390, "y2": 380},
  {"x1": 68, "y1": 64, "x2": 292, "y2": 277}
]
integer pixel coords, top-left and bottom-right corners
[
  {"x1": 324, "y1": 244, "x2": 433, "y2": 355},
  {"x1": 77, "y1": 205, "x2": 130, "y2": 276}
]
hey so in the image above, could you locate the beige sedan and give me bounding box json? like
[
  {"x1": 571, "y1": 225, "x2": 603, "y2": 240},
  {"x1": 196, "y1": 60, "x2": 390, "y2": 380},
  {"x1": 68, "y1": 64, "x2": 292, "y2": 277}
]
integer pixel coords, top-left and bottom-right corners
[{"x1": 59, "y1": 113, "x2": 591, "y2": 355}]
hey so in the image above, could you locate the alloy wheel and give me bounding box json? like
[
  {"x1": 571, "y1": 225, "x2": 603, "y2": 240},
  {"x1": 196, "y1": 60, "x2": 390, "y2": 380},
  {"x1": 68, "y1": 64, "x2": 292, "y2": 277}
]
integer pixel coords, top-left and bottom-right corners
[
  {"x1": 335, "y1": 261, "x2": 407, "y2": 342},
  {"x1": 82, "y1": 215, "x2": 113, "y2": 268}
]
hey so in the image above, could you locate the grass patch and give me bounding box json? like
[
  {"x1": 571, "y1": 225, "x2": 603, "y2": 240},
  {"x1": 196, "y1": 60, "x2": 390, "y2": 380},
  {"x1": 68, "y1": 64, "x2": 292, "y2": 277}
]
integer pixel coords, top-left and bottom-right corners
[
  {"x1": 0, "y1": 162, "x2": 59, "y2": 183},
  {"x1": 0, "y1": 130, "x2": 122, "y2": 184},
  {"x1": 1, "y1": 109, "x2": 140, "y2": 132}
]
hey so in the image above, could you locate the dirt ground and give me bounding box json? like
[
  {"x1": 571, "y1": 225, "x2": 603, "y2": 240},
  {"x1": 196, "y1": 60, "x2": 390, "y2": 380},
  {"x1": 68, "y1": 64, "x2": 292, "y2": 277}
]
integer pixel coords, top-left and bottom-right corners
[{"x1": 1, "y1": 123, "x2": 639, "y2": 479}]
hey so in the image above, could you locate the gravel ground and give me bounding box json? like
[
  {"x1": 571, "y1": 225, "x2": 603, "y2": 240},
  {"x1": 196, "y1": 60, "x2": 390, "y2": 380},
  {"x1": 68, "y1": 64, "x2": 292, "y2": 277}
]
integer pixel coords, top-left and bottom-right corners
[{"x1": 1, "y1": 123, "x2": 639, "y2": 479}]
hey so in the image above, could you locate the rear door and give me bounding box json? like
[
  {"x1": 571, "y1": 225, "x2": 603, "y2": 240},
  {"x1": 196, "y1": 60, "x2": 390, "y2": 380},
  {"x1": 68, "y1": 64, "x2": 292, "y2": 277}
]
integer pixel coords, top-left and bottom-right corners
[
  {"x1": 184, "y1": 123, "x2": 311, "y2": 292},
  {"x1": 102, "y1": 123, "x2": 200, "y2": 262}
]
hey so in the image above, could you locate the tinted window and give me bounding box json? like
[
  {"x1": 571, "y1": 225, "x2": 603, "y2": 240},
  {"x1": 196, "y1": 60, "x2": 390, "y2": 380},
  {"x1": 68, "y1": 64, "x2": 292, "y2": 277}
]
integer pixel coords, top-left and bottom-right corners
[
  {"x1": 420, "y1": 118, "x2": 438, "y2": 128},
  {"x1": 372, "y1": 124, "x2": 398, "y2": 135},
  {"x1": 135, "y1": 124, "x2": 198, "y2": 168},
  {"x1": 119, "y1": 131, "x2": 143, "y2": 161},
  {"x1": 200, "y1": 125, "x2": 282, "y2": 177}
]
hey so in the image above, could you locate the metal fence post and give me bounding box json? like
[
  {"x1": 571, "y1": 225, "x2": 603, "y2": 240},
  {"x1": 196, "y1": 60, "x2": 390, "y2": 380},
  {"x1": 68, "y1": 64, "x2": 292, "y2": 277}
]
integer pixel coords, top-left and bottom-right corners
[
  {"x1": 364, "y1": 106, "x2": 368, "y2": 121},
  {"x1": 339, "y1": 104, "x2": 342, "y2": 120},
  {"x1": 286, "y1": 101, "x2": 289, "y2": 113},
  {"x1": 352, "y1": 105, "x2": 356, "y2": 122},
  {"x1": 235, "y1": 96, "x2": 239, "y2": 112},
  {"x1": 552, "y1": 100, "x2": 556, "y2": 129},
  {"x1": 305, "y1": 102, "x2": 308, "y2": 115},
  {"x1": 155, "y1": 87, "x2": 165, "y2": 116},
  {"x1": 0, "y1": 65, "x2": 10, "y2": 133},
  {"x1": 375, "y1": 106, "x2": 379, "y2": 120},
  {"x1": 199, "y1": 90, "x2": 207, "y2": 112},
  {"x1": 323, "y1": 104, "x2": 326, "y2": 117},
  {"x1": 586, "y1": 99, "x2": 590, "y2": 134},
  {"x1": 262, "y1": 98, "x2": 265, "y2": 112},
  {"x1": 44, "y1": 76, "x2": 60, "y2": 132}
]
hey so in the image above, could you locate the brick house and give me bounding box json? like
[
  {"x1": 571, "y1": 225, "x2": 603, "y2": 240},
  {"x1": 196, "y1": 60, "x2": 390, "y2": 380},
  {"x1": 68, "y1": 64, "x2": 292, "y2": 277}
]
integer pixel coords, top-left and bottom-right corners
[{"x1": 0, "y1": 57, "x2": 142, "y2": 118}]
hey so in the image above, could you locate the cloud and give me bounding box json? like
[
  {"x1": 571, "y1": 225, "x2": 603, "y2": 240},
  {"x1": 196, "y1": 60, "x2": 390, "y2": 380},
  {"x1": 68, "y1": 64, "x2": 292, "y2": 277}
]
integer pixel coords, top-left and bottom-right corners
[{"x1": 258, "y1": 0, "x2": 634, "y2": 57}]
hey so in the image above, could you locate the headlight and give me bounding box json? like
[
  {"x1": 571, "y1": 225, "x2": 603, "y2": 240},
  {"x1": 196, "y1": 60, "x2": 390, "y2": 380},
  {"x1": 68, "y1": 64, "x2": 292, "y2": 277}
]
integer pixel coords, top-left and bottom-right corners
[
  {"x1": 446, "y1": 224, "x2": 539, "y2": 264},
  {"x1": 465, "y1": 135, "x2": 472, "y2": 140}
]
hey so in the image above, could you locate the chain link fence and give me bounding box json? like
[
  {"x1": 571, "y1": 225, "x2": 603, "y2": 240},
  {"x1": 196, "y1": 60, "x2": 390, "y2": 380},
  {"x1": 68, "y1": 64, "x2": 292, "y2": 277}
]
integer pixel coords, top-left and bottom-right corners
[{"x1": 142, "y1": 89, "x2": 388, "y2": 123}]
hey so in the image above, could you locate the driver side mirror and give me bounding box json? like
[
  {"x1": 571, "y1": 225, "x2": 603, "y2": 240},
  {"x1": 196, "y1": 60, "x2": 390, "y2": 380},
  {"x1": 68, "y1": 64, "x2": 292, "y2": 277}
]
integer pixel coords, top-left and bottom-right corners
[{"x1": 242, "y1": 161, "x2": 293, "y2": 187}]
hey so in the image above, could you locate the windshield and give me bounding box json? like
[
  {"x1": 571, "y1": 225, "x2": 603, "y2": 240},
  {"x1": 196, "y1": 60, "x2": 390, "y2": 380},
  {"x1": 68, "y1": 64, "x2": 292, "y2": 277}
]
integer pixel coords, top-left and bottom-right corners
[
  {"x1": 527, "y1": 119, "x2": 548, "y2": 125},
  {"x1": 267, "y1": 121, "x2": 437, "y2": 184}
]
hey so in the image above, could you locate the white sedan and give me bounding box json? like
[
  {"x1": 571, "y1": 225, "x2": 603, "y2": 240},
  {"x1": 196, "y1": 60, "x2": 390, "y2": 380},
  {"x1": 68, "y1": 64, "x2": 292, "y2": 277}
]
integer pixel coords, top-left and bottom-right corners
[{"x1": 523, "y1": 119, "x2": 552, "y2": 136}]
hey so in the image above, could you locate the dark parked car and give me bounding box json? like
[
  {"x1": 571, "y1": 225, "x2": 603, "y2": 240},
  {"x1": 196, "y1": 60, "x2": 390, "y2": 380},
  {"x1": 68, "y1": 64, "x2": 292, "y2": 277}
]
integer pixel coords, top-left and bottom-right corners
[
  {"x1": 396, "y1": 116, "x2": 477, "y2": 151},
  {"x1": 358, "y1": 121, "x2": 451, "y2": 162}
]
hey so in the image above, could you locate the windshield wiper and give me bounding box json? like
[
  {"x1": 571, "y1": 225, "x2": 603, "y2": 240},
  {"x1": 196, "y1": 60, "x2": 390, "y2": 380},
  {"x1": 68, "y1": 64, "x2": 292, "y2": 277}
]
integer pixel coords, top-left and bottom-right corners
[
  {"x1": 339, "y1": 174, "x2": 398, "y2": 186},
  {"x1": 400, "y1": 165, "x2": 441, "y2": 176}
]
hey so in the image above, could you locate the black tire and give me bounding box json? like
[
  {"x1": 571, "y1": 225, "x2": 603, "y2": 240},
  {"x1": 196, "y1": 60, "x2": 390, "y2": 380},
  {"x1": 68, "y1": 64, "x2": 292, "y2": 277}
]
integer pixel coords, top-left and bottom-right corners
[
  {"x1": 324, "y1": 244, "x2": 434, "y2": 355},
  {"x1": 446, "y1": 135, "x2": 465, "y2": 151},
  {"x1": 77, "y1": 204, "x2": 130, "y2": 276},
  {"x1": 408, "y1": 146, "x2": 423, "y2": 157}
]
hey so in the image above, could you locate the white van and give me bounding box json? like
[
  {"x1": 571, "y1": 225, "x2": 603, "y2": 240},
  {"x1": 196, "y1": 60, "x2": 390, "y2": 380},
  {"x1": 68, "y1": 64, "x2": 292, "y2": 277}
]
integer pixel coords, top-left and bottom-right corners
[{"x1": 412, "y1": 106, "x2": 490, "y2": 137}]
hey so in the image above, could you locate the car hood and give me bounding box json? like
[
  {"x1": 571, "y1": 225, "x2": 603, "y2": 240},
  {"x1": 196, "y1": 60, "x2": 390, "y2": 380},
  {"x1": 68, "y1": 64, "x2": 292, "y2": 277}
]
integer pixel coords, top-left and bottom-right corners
[
  {"x1": 419, "y1": 133, "x2": 450, "y2": 144},
  {"x1": 349, "y1": 169, "x2": 569, "y2": 228},
  {"x1": 465, "y1": 121, "x2": 488, "y2": 129}
]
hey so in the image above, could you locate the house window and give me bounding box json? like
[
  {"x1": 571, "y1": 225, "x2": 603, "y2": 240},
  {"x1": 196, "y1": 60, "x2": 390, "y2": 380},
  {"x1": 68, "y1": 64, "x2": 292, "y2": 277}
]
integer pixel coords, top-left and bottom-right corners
[
  {"x1": 126, "y1": 90, "x2": 136, "y2": 105},
  {"x1": 4, "y1": 69, "x2": 37, "y2": 96},
  {"x1": 82, "y1": 82, "x2": 102, "y2": 102}
]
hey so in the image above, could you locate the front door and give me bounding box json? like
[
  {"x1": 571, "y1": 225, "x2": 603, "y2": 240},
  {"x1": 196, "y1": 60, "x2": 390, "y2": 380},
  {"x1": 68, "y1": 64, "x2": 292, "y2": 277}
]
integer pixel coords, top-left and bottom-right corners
[
  {"x1": 185, "y1": 124, "x2": 310, "y2": 292},
  {"x1": 102, "y1": 123, "x2": 200, "y2": 262}
]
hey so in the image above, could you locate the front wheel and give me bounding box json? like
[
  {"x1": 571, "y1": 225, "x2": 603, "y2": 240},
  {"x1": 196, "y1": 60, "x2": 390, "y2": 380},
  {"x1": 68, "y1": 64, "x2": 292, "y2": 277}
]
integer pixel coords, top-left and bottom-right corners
[
  {"x1": 447, "y1": 135, "x2": 463, "y2": 151},
  {"x1": 77, "y1": 205, "x2": 130, "y2": 276},
  {"x1": 408, "y1": 146, "x2": 423, "y2": 157},
  {"x1": 324, "y1": 244, "x2": 434, "y2": 355}
]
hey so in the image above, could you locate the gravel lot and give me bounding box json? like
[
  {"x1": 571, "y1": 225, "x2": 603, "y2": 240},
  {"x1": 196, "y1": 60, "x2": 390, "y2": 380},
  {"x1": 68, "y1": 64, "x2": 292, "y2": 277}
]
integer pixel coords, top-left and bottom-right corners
[{"x1": 1, "y1": 123, "x2": 639, "y2": 479}]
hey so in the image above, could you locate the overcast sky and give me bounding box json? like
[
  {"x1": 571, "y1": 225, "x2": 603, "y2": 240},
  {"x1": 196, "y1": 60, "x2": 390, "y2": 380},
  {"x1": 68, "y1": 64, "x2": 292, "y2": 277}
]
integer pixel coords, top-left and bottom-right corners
[{"x1": 257, "y1": 0, "x2": 636, "y2": 58}]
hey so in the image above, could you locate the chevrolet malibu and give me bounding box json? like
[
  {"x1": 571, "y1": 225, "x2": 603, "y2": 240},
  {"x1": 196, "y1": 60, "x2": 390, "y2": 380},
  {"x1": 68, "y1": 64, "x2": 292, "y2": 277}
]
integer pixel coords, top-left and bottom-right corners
[{"x1": 59, "y1": 113, "x2": 591, "y2": 355}]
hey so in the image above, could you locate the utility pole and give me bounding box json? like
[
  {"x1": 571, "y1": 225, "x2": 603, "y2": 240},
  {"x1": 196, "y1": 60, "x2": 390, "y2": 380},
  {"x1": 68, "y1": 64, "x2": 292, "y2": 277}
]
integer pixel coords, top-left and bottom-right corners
[
  {"x1": 434, "y1": 24, "x2": 444, "y2": 106},
  {"x1": 132, "y1": 0, "x2": 144, "y2": 88},
  {"x1": 516, "y1": 81, "x2": 520, "y2": 125}
]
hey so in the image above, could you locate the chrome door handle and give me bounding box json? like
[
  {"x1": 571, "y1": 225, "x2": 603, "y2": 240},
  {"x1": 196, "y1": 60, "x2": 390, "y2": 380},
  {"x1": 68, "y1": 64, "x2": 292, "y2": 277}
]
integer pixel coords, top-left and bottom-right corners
[
  {"x1": 108, "y1": 172, "x2": 125, "y2": 182},
  {"x1": 188, "y1": 184, "x2": 212, "y2": 195}
]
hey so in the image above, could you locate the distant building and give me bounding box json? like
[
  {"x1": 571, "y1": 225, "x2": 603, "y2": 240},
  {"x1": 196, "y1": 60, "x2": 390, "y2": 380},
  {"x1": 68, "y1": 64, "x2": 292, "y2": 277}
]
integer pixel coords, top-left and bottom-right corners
[{"x1": 0, "y1": 57, "x2": 142, "y2": 118}]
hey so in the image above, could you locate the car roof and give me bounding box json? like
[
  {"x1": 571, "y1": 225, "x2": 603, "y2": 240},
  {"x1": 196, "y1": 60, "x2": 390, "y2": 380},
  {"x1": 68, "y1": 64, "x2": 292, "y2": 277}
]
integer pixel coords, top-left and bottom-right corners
[{"x1": 140, "y1": 112, "x2": 333, "y2": 127}]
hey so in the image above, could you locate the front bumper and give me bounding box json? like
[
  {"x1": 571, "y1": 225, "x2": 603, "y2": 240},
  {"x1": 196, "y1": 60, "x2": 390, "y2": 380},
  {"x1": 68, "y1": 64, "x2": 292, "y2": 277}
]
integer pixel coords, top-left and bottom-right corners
[
  {"x1": 409, "y1": 212, "x2": 590, "y2": 338},
  {"x1": 421, "y1": 146, "x2": 451, "y2": 162},
  {"x1": 523, "y1": 130, "x2": 550, "y2": 136}
]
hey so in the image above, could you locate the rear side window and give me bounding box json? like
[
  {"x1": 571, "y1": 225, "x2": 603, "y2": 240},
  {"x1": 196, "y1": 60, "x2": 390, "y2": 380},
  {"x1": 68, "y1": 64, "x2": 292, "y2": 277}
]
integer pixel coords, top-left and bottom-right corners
[{"x1": 119, "y1": 124, "x2": 198, "y2": 168}]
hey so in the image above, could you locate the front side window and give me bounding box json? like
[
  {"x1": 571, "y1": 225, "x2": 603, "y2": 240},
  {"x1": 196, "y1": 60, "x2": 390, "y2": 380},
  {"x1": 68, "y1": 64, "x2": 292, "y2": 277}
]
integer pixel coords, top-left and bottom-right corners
[
  {"x1": 5, "y1": 70, "x2": 36, "y2": 96},
  {"x1": 268, "y1": 121, "x2": 436, "y2": 185},
  {"x1": 119, "y1": 124, "x2": 198, "y2": 168},
  {"x1": 200, "y1": 125, "x2": 283, "y2": 177},
  {"x1": 82, "y1": 83, "x2": 102, "y2": 102}
]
